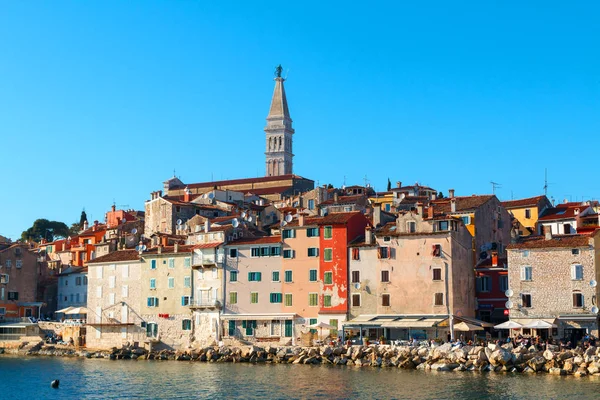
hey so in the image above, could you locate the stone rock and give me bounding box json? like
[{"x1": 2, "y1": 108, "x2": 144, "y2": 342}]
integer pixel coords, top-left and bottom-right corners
[
  {"x1": 543, "y1": 349, "x2": 555, "y2": 361},
  {"x1": 586, "y1": 361, "x2": 600, "y2": 375},
  {"x1": 574, "y1": 369, "x2": 587, "y2": 377},
  {"x1": 490, "y1": 348, "x2": 512, "y2": 366},
  {"x1": 549, "y1": 368, "x2": 566, "y2": 375},
  {"x1": 527, "y1": 356, "x2": 546, "y2": 372},
  {"x1": 523, "y1": 366, "x2": 535, "y2": 374}
]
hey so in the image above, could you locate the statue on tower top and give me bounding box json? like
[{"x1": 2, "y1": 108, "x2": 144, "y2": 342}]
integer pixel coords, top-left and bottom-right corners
[{"x1": 274, "y1": 64, "x2": 283, "y2": 78}]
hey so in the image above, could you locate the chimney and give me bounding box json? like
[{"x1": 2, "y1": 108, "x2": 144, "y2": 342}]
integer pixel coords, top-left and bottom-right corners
[
  {"x1": 111, "y1": 204, "x2": 116, "y2": 212},
  {"x1": 431, "y1": 193, "x2": 436, "y2": 201},
  {"x1": 161, "y1": 236, "x2": 168, "y2": 246},
  {"x1": 365, "y1": 226, "x2": 372, "y2": 245},
  {"x1": 83, "y1": 220, "x2": 89, "y2": 231},
  {"x1": 158, "y1": 190, "x2": 163, "y2": 198},
  {"x1": 416, "y1": 202, "x2": 423, "y2": 216},
  {"x1": 298, "y1": 214, "x2": 305, "y2": 227},
  {"x1": 183, "y1": 187, "x2": 191, "y2": 202},
  {"x1": 427, "y1": 204, "x2": 434, "y2": 219},
  {"x1": 543, "y1": 225, "x2": 552, "y2": 241},
  {"x1": 373, "y1": 203, "x2": 382, "y2": 228},
  {"x1": 204, "y1": 220, "x2": 210, "y2": 233},
  {"x1": 157, "y1": 245, "x2": 162, "y2": 254},
  {"x1": 174, "y1": 242, "x2": 179, "y2": 253},
  {"x1": 449, "y1": 189, "x2": 455, "y2": 198},
  {"x1": 491, "y1": 252, "x2": 498, "y2": 267},
  {"x1": 396, "y1": 181, "x2": 402, "y2": 188},
  {"x1": 334, "y1": 192, "x2": 339, "y2": 203},
  {"x1": 450, "y1": 198, "x2": 456, "y2": 213}
]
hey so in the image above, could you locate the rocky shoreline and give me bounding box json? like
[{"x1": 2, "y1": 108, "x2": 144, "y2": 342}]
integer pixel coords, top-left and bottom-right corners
[{"x1": 3, "y1": 341, "x2": 600, "y2": 377}]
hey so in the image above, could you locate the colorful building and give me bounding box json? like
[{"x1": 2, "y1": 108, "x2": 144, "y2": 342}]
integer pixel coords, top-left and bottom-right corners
[{"x1": 501, "y1": 195, "x2": 552, "y2": 233}]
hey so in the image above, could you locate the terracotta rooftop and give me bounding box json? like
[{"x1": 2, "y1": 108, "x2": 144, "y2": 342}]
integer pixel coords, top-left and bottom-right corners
[
  {"x1": 144, "y1": 245, "x2": 195, "y2": 254},
  {"x1": 226, "y1": 236, "x2": 282, "y2": 246},
  {"x1": 88, "y1": 250, "x2": 140, "y2": 264},
  {"x1": 390, "y1": 185, "x2": 436, "y2": 192},
  {"x1": 501, "y1": 196, "x2": 548, "y2": 209},
  {"x1": 244, "y1": 186, "x2": 293, "y2": 196},
  {"x1": 507, "y1": 234, "x2": 593, "y2": 250},
  {"x1": 285, "y1": 211, "x2": 364, "y2": 227},
  {"x1": 320, "y1": 195, "x2": 365, "y2": 206},
  {"x1": 185, "y1": 174, "x2": 312, "y2": 190},
  {"x1": 431, "y1": 195, "x2": 495, "y2": 213},
  {"x1": 191, "y1": 242, "x2": 223, "y2": 249},
  {"x1": 538, "y1": 204, "x2": 591, "y2": 221}
]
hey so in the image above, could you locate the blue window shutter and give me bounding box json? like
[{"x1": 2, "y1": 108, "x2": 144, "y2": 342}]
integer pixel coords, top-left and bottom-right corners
[
  {"x1": 155, "y1": 297, "x2": 159, "y2": 307},
  {"x1": 147, "y1": 297, "x2": 152, "y2": 307},
  {"x1": 181, "y1": 296, "x2": 185, "y2": 306}
]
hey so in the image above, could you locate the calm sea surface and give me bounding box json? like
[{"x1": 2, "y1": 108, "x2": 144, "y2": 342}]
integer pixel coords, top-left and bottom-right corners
[{"x1": 0, "y1": 356, "x2": 599, "y2": 399}]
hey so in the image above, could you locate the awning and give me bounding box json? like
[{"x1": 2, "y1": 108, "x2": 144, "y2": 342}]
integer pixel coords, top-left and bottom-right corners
[
  {"x1": 558, "y1": 315, "x2": 598, "y2": 321},
  {"x1": 438, "y1": 316, "x2": 493, "y2": 328},
  {"x1": 221, "y1": 313, "x2": 297, "y2": 321},
  {"x1": 18, "y1": 302, "x2": 45, "y2": 307},
  {"x1": 512, "y1": 318, "x2": 557, "y2": 327},
  {"x1": 381, "y1": 318, "x2": 444, "y2": 328},
  {"x1": 344, "y1": 315, "x2": 378, "y2": 324},
  {"x1": 454, "y1": 321, "x2": 484, "y2": 331}
]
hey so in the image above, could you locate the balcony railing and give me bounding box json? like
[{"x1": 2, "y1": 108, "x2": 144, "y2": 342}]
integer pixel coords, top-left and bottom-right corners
[
  {"x1": 188, "y1": 298, "x2": 221, "y2": 309},
  {"x1": 191, "y1": 254, "x2": 224, "y2": 267}
]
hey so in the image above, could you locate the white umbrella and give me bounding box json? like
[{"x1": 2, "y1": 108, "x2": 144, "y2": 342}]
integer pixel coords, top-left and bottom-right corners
[
  {"x1": 522, "y1": 320, "x2": 556, "y2": 329},
  {"x1": 64, "y1": 307, "x2": 88, "y2": 315},
  {"x1": 56, "y1": 307, "x2": 74, "y2": 314},
  {"x1": 494, "y1": 320, "x2": 523, "y2": 330},
  {"x1": 307, "y1": 322, "x2": 337, "y2": 339},
  {"x1": 454, "y1": 321, "x2": 484, "y2": 332}
]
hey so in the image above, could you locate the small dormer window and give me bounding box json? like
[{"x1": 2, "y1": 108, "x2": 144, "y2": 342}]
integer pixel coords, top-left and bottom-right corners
[
  {"x1": 407, "y1": 221, "x2": 416, "y2": 233},
  {"x1": 383, "y1": 236, "x2": 391, "y2": 242},
  {"x1": 572, "y1": 249, "x2": 580, "y2": 255}
]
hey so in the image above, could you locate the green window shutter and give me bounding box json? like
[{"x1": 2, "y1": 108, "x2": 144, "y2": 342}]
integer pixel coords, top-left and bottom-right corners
[
  {"x1": 257, "y1": 272, "x2": 262, "y2": 281},
  {"x1": 155, "y1": 297, "x2": 159, "y2": 307},
  {"x1": 248, "y1": 272, "x2": 252, "y2": 281},
  {"x1": 242, "y1": 320, "x2": 247, "y2": 329},
  {"x1": 147, "y1": 297, "x2": 152, "y2": 307}
]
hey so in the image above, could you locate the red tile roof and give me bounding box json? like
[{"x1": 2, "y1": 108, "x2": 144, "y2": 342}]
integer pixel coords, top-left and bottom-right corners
[
  {"x1": 507, "y1": 234, "x2": 592, "y2": 249},
  {"x1": 88, "y1": 250, "x2": 140, "y2": 264},
  {"x1": 286, "y1": 211, "x2": 364, "y2": 227},
  {"x1": 431, "y1": 195, "x2": 494, "y2": 213},
  {"x1": 226, "y1": 236, "x2": 282, "y2": 245},
  {"x1": 243, "y1": 186, "x2": 293, "y2": 196},
  {"x1": 186, "y1": 174, "x2": 312, "y2": 189},
  {"x1": 319, "y1": 195, "x2": 365, "y2": 206},
  {"x1": 501, "y1": 196, "x2": 548, "y2": 209},
  {"x1": 538, "y1": 204, "x2": 590, "y2": 221},
  {"x1": 191, "y1": 242, "x2": 223, "y2": 249}
]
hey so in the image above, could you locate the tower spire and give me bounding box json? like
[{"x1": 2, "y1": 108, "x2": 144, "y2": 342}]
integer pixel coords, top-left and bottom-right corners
[{"x1": 265, "y1": 65, "x2": 294, "y2": 177}]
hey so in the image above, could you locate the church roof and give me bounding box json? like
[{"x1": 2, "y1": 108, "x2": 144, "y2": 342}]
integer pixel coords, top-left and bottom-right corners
[{"x1": 268, "y1": 77, "x2": 291, "y2": 120}]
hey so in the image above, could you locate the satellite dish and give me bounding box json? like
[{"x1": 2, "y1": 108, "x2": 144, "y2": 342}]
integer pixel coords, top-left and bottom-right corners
[
  {"x1": 135, "y1": 245, "x2": 140, "y2": 252},
  {"x1": 176, "y1": 219, "x2": 183, "y2": 226},
  {"x1": 591, "y1": 280, "x2": 598, "y2": 288},
  {"x1": 141, "y1": 245, "x2": 147, "y2": 251},
  {"x1": 247, "y1": 216, "x2": 253, "y2": 223},
  {"x1": 208, "y1": 193, "x2": 214, "y2": 199},
  {"x1": 285, "y1": 214, "x2": 293, "y2": 223},
  {"x1": 140, "y1": 234, "x2": 145, "y2": 240},
  {"x1": 241, "y1": 211, "x2": 246, "y2": 218},
  {"x1": 282, "y1": 220, "x2": 288, "y2": 226},
  {"x1": 592, "y1": 306, "x2": 599, "y2": 314},
  {"x1": 232, "y1": 219, "x2": 239, "y2": 228},
  {"x1": 131, "y1": 228, "x2": 138, "y2": 235},
  {"x1": 505, "y1": 300, "x2": 513, "y2": 309},
  {"x1": 354, "y1": 283, "x2": 360, "y2": 290},
  {"x1": 505, "y1": 289, "x2": 514, "y2": 297}
]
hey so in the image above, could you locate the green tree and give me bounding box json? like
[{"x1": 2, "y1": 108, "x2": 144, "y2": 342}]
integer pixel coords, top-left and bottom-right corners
[
  {"x1": 437, "y1": 191, "x2": 445, "y2": 199},
  {"x1": 79, "y1": 210, "x2": 88, "y2": 227},
  {"x1": 387, "y1": 178, "x2": 391, "y2": 191},
  {"x1": 21, "y1": 219, "x2": 70, "y2": 242}
]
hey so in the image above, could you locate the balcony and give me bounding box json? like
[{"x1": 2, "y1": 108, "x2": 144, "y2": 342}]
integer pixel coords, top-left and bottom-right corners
[
  {"x1": 188, "y1": 298, "x2": 222, "y2": 309},
  {"x1": 191, "y1": 254, "x2": 224, "y2": 268}
]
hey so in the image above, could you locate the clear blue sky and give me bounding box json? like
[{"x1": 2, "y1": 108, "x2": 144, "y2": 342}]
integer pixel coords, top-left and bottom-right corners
[{"x1": 1, "y1": 1, "x2": 599, "y2": 240}]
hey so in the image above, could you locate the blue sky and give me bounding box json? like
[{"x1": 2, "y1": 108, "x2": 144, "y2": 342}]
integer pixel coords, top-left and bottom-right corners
[{"x1": 1, "y1": 1, "x2": 599, "y2": 240}]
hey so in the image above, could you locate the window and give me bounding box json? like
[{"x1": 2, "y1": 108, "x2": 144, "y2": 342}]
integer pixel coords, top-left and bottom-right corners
[
  {"x1": 282, "y1": 229, "x2": 296, "y2": 239},
  {"x1": 150, "y1": 278, "x2": 156, "y2": 289},
  {"x1": 306, "y1": 227, "x2": 319, "y2": 237},
  {"x1": 272, "y1": 271, "x2": 280, "y2": 282},
  {"x1": 564, "y1": 224, "x2": 572, "y2": 234},
  {"x1": 351, "y1": 271, "x2": 360, "y2": 283},
  {"x1": 182, "y1": 319, "x2": 192, "y2": 330},
  {"x1": 250, "y1": 292, "x2": 259, "y2": 304},
  {"x1": 7, "y1": 291, "x2": 18, "y2": 300},
  {"x1": 181, "y1": 296, "x2": 190, "y2": 306},
  {"x1": 283, "y1": 249, "x2": 295, "y2": 259},
  {"x1": 150, "y1": 260, "x2": 157, "y2": 270},
  {"x1": 382, "y1": 294, "x2": 390, "y2": 307},
  {"x1": 146, "y1": 322, "x2": 158, "y2": 338},
  {"x1": 270, "y1": 246, "x2": 281, "y2": 256},
  {"x1": 76, "y1": 277, "x2": 82, "y2": 286},
  {"x1": 15, "y1": 260, "x2": 22, "y2": 269},
  {"x1": 407, "y1": 221, "x2": 416, "y2": 233},
  {"x1": 351, "y1": 248, "x2": 360, "y2": 260},
  {"x1": 260, "y1": 247, "x2": 270, "y2": 257},
  {"x1": 184, "y1": 276, "x2": 191, "y2": 288},
  {"x1": 0, "y1": 274, "x2": 8, "y2": 284},
  {"x1": 383, "y1": 236, "x2": 391, "y2": 242},
  {"x1": 5, "y1": 260, "x2": 11, "y2": 268},
  {"x1": 284, "y1": 293, "x2": 293, "y2": 307},
  {"x1": 522, "y1": 250, "x2": 530, "y2": 257},
  {"x1": 323, "y1": 295, "x2": 332, "y2": 307},
  {"x1": 212, "y1": 267, "x2": 218, "y2": 279},
  {"x1": 308, "y1": 247, "x2": 319, "y2": 257},
  {"x1": 324, "y1": 226, "x2": 333, "y2": 239},
  {"x1": 377, "y1": 247, "x2": 389, "y2": 259},
  {"x1": 573, "y1": 292, "x2": 584, "y2": 308},
  {"x1": 572, "y1": 249, "x2": 580, "y2": 256},
  {"x1": 434, "y1": 293, "x2": 444, "y2": 306},
  {"x1": 571, "y1": 264, "x2": 584, "y2": 281},
  {"x1": 270, "y1": 293, "x2": 282, "y2": 303},
  {"x1": 228, "y1": 249, "x2": 237, "y2": 258},
  {"x1": 432, "y1": 244, "x2": 441, "y2": 257},
  {"x1": 324, "y1": 272, "x2": 333, "y2": 284},
  {"x1": 147, "y1": 297, "x2": 159, "y2": 307},
  {"x1": 461, "y1": 216, "x2": 470, "y2": 225},
  {"x1": 308, "y1": 199, "x2": 315, "y2": 210},
  {"x1": 0, "y1": 307, "x2": 5, "y2": 315},
  {"x1": 70, "y1": 294, "x2": 75, "y2": 303},
  {"x1": 477, "y1": 276, "x2": 491, "y2": 292},
  {"x1": 381, "y1": 270, "x2": 390, "y2": 283},
  {"x1": 438, "y1": 221, "x2": 449, "y2": 231},
  {"x1": 65, "y1": 279, "x2": 69, "y2": 286},
  {"x1": 352, "y1": 294, "x2": 361, "y2": 307},
  {"x1": 84, "y1": 276, "x2": 88, "y2": 285},
  {"x1": 309, "y1": 269, "x2": 318, "y2": 282},
  {"x1": 184, "y1": 257, "x2": 191, "y2": 268},
  {"x1": 168, "y1": 277, "x2": 175, "y2": 289},
  {"x1": 168, "y1": 258, "x2": 175, "y2": 268},
  {"x1": 324, "y1": 248, "x2": 333, "y2": 261},
  {"x1": 525, "y1": 209, "x2": 531, "y2": 219},
  {"x1": 432, "y1": 268, "x2": 442, "y2": 281},
  {"x1": 521, "y1": 293, "x2": 531, "y2": 308},
  {"x1": 521, "y1": 266, "x2": 532, "y2": 281},
  {"x1": 251, "y1": 248, "x2": 260, "y2": 257},
  {"x1": 309, "y1": 293, "x2": 318, "y2": 306},
  {"x1": 284, "y1": 270, "x2": 293, "y2": 283},
  {"x1": 122, "y1": 285, "x2": 128, "y2": 298},
  {"x1": 230, "y1": 271, "x2": 238, "y2": 282},
  {"x1": 499, "y1": 275, "x2": 508, "y2": 292},
  {"x1": 248, "y1": 272, "x2": 262, "y2": 282},
  {"x1": 229, "y1": 292, "x2": 238, "y2": 304}
]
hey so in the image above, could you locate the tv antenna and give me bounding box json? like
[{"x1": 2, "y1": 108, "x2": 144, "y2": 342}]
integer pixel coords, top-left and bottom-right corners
[
  {"x1": 490, "y1": 181, "x2": 502, "y2": 195},
  {"x1": 543, "y1": 168, "x2": 554, "y2": 196}
]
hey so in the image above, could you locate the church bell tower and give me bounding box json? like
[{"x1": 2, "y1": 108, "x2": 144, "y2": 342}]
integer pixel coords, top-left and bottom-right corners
[{"x1": 265, "y1": 65, "x2": 294, "y2": 177}]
